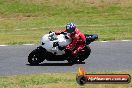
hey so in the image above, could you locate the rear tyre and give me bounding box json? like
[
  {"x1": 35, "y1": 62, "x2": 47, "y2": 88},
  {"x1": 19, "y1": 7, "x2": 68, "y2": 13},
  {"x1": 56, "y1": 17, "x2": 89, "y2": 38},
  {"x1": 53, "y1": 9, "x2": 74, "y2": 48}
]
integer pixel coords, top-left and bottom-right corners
[
  {"x1": 28, "y1": 49, "x2": 45, "y2": 65},
  {"x1": 77, "y1": 46, "x2": 91, "y2": 62},
  {"x1": 67, "y1": 46, "x2": 91, "y2": 63}
]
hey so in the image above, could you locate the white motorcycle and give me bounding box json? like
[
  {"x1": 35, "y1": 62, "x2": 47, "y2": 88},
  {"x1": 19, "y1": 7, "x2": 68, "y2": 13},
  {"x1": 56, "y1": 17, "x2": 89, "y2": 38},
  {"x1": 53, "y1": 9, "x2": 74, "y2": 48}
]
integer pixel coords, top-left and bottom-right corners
[{"x1": 28, "y1": 31, "x2": 98, "y2": 65}]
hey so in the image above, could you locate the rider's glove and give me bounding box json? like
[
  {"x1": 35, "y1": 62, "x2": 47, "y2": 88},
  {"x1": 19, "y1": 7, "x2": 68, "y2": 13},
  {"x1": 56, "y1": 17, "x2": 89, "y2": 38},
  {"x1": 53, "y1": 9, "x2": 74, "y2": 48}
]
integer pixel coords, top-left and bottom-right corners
[{"x1": 60, "y1": 32, "x2": 65, "y2": 34}]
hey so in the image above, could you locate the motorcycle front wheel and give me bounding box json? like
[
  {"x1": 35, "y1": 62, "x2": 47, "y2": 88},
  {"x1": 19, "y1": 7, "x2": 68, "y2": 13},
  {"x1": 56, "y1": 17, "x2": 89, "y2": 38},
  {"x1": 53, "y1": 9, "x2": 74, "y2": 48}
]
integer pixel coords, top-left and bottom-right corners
[{"x1": 28, "y1": 49, "x2": 45, "y2": 65}]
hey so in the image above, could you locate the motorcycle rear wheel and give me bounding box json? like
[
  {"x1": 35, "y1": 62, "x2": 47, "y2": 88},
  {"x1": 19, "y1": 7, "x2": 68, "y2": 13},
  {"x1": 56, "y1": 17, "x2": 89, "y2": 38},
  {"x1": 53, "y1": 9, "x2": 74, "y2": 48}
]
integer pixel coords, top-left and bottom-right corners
[{"x1": 67, "y1": 46, "x2": 91, "y2": 63}]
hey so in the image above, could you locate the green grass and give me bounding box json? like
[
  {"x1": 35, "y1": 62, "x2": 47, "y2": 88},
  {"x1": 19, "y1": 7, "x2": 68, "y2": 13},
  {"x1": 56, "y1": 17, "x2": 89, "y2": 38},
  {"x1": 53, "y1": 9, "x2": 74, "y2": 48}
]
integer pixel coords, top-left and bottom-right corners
[
  {"x1": 0, "y1": 0, "x2": 132, "y2": 44},
  {"x1": 0, "y1": 72, "x2": 131, "y2": 88}
]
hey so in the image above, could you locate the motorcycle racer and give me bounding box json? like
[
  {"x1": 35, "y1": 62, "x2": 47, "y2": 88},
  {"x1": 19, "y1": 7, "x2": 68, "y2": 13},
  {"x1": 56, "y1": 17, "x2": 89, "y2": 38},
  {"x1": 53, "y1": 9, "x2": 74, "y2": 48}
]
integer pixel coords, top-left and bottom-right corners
[
  {"x1": 55, "y1": 23, "x2": 86, "y2": 55},
  {"x1": 28, "y1": 23, "x2": 98, "y2": 64}
]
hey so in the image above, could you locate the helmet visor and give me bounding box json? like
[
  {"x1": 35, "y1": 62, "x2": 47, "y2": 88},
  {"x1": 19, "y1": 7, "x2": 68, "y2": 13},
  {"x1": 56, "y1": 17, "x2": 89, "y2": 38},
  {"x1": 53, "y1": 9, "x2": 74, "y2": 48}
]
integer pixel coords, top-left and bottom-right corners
[{"x1": 67, "y1": 29, "x2": 75, "y2": 33}]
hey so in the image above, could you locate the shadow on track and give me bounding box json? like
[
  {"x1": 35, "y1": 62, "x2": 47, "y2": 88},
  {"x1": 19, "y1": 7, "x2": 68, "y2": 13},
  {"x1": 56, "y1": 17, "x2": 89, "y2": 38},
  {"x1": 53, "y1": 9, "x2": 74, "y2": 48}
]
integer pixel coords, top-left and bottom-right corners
[{"x1": 26, "y1": 62, "x2": 85, "y2": 66}]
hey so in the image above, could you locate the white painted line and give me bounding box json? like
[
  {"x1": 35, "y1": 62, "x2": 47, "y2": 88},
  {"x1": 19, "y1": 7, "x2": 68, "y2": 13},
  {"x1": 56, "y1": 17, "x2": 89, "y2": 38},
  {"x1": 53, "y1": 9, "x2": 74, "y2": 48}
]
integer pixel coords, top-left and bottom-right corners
[
  {"x1": 100, "y1": 41, "x2": 109, "y2": 42},
  {"x1": 0, "y1": 40, "x2": 131, "y2": 46},
  {"x1": 16, "y1": 29, "x2": 21, "y2": 30},
  {"x1": 22, "y1": 44, "x2": 35, "y2": 45},
  {"x1": 121, "y1": 40, "x2": 131, "y2": 42},
  {"x1": 0, "y1": 45, "x2": 8, "y2": 46},
  {"x1": 31, "y1": 28, "x2": 38, "y2": 30}
]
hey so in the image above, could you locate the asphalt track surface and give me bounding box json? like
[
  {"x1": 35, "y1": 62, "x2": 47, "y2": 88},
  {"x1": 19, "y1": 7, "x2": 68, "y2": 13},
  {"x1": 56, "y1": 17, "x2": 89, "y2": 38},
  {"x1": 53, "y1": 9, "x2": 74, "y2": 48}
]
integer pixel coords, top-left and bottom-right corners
[{"x1": 0, "y1": 41, "x2": 132, "y2": 76}]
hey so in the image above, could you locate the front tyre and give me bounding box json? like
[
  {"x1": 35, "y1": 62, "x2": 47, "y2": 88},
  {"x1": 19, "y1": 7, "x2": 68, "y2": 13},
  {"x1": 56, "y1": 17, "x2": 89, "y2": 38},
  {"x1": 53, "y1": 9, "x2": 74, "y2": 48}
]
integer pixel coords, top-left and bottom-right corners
[{"x1": 28, "y1": 49, "x2": 45, "y2": 65}]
